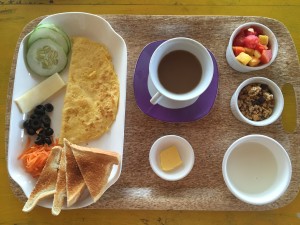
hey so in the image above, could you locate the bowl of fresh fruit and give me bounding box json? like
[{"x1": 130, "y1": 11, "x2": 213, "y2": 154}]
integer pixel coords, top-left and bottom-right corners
[{"x1": 226, "y1": 22, "x2": 278, "y2": 72}]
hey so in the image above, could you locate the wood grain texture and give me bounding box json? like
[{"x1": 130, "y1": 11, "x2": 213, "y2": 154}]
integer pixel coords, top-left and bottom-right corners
[{"x1": 6, "y1": 15, "x2": 300, "y2": 211}]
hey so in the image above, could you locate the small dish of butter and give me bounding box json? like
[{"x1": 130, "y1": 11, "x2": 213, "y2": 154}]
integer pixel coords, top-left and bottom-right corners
[{"x1": 149, "y1": 135, "x2": 195, "y2": 181}]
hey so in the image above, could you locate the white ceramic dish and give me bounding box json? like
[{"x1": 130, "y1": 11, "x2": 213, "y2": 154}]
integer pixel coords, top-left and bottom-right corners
[
  {"x1": 148, "y1": 37, "x2": 214, "y2": 108},
  {"x1": 230, "y1": 77, "x2": 284, "y2": 126},
  {"x1": 149, "y1": 135, "x2": 195, "y2": 181},
  {"x1": 222, "y1": 134, "x2": 292, "y2": 205},
  {"x1": 226, "y1": 22, "x2": 278, "y2": 72},
  {"x1": 7, "y1": 12, "x2": 127, "y2": 209}
]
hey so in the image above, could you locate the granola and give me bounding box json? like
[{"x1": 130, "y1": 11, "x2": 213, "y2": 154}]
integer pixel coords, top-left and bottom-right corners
[{"x1": 238, "y1": 83, "x2": 275, "y2": 121}]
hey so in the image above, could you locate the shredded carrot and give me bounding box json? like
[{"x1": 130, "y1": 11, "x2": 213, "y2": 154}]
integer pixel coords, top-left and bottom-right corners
[{"x1": 18, "y1": 138, "x2": 60, "y2": 178}]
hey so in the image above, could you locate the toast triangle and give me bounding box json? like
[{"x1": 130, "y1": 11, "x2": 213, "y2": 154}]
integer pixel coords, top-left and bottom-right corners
[
  {"x1": 52, "y1": 146, "x2": 66, "y2": 215},
  {"x1": 22, "y1": 147, "x2": 61, "y2": 212},
  {"x1": 64, "y1": 139, "x2": 86, "y2": 207},
  {"x1": 70, "y1": 142, "x2": 120, "y2": 203}
]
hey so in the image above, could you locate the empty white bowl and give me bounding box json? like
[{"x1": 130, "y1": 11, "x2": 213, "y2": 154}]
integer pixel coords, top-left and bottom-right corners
[
  {"x1": 222, "y1": 134, "x2": 292, "y2": 205},
  {"x1": 231, "y1": 77, "x2": 284, "y2": 126},
  {"x1": 149, "y1": 135, "x2": 195, "y2": 181},
  {"x1": 226, "y1": 22, "x2": 278, "y2": 72}
]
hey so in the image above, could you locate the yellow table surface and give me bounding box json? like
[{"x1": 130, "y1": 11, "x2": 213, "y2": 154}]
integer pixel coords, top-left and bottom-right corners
[{"x1": 1, "y1": 0, "x2": 300, "y2": 224}]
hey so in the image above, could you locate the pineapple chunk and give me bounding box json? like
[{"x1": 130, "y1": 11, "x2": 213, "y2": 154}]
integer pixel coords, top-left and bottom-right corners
[
  {"x1": 236, "y1": 52, "x2": 252, "y2": 65},
  {"x1": 248, "y1": 57, "x2": 261, "y2": 67},
  {"x1": 254, "y1": 50, "x2": 262, "y2": 58},
  {"x1": 245, "y1": 47, "x2": 255, "y2": 56},
  {"x1": 259, "y1": 35, "x2": 269, "y2": 45}
]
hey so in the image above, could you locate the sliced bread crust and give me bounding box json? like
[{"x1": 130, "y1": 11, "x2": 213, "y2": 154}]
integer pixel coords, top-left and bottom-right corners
[
  {"x1": 70, "y1": 142, "x2": 120, "y2": 202},
  {"x1": 23, "y1": 147, "x2": 61, "y2": 212},
  {"x1": 64, "y1": 139, "x2": 86, "y2": 207},
  {"x1": 52, "y1": 146, "x2": 66, "y2": 216}
]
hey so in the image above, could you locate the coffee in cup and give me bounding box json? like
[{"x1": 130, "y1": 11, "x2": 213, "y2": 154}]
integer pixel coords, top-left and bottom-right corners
[{"x1": 149, "y1": 37, "x2": 214, "y2": 109}]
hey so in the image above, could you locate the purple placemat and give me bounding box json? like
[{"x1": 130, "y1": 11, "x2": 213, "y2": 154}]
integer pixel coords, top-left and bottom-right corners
[{"x1": 133, "y1": 40, "x2": 219, "y2": 122}]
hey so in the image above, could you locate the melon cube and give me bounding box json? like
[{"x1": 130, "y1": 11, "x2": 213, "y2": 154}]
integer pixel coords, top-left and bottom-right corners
[
  {"x1": 248, "y1": 57, "x2": 261, "y2": 67},
  {"x1": 236, "y1": 52, "x2": 252, "y2": 65},
  {"x1": 254, "y1": 50, "x2": 262, "y2": 58},
  {"x1": 245, "y1": 47, "x2": 255, "y2": 56},
  {"x1": 233, "y1": 46, "x2": 245, "y2": 56},
  {"x1": 261, "y1": 49, "x2": 272, "y2": 64},
  {"x1": 259, "y1": 35, "x2": 269, "y2": 45}
]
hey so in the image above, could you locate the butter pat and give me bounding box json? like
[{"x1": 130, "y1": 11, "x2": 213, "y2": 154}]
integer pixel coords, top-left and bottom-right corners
[
  {"x1": 14, "y1": 73, "x2": 65, "y2": 113},
  {"x1": 160, "y1": 146, "x2": 183, "y2": 171}
]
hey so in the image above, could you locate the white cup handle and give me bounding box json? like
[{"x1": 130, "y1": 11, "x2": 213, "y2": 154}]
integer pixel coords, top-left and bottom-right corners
[{"x1": 150, "y1": 92, "x2": 162, "y2": 105}]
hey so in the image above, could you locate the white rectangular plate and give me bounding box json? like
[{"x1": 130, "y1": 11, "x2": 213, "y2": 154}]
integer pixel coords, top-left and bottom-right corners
[{"x1": 7, "y1": 12, "x2": 127, "y2": 209}]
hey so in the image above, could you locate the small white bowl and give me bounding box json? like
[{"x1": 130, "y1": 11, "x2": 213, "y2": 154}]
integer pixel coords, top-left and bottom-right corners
[
  {"x1": 226, "y1": 22, "x2": 278, "y2": 72},
  {"x1": 231, "y1": 77, "x2": 284, "y2": 126},
  {"x1": 222, "y1": 134, "x2": 292, "y2": 205},
  {"x1": 149, "y1": 135, "x2": 195, "y2": 181}
]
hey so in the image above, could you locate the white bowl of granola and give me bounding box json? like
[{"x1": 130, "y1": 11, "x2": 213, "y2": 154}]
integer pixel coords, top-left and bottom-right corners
[{"x1": 230, "y1": 77, "x2": 284, "y2": 126}]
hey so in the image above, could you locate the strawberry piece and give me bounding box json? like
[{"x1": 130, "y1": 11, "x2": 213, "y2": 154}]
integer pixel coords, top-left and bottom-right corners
[
  {"x1": 233, "y1": 31, "x2": 246, "y2": 46},
  {"x1": 244, "y1": 35, "x2": 259, "y2": 49},
  {"x1": 252, "y1": 26, "x2": 264, "y2": 36},
  {"x1": 260, "y1": 49, "x2": 272, "y2": 64},
  {"x1": 232, "y1": 46, "x2": 245, "y2": 56}
]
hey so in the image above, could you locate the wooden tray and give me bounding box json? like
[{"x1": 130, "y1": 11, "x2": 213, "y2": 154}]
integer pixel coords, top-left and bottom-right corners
[{"x1": 6, "y1": 15, "x2": 300, "y2": 211}]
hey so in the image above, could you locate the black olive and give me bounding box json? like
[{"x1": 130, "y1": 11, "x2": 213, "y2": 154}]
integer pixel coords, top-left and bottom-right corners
[
  {"x1": 44, "y1": 137, "x2": 52, "y2": 145},
  {"x1": 22, "y1": 103, "x2": 55, "y2": 142},
  {"x1": 23, "y1": 120, "x2": 30, "y2": 129},
  {"x1": 41, "y1": 115, "x2": 51, "y2": 126},
  {"x1": 37, "y1": 128, "x2": 46, "y2": 136},
  {"x1": 34, "y1": 105, "x2": 46, "y2": 115},
  {"x1": 26, "y1": 128, "x2": 36, "y2": 135},
  {"x1": 35, "y1": 135, "x2": 45, "y2": 145},
  {"x1": 30, "y1": 113, "x2": 39, "y2": 120},
  {"x1": 30, "y1": 118, "x2": 42, "y2": 130},
  {"x1": 44, "y1": 103, "x2": 54, "y2": 112},
  {"x1": 45, "y1": 127, "x2": 54, "y2": 136}
]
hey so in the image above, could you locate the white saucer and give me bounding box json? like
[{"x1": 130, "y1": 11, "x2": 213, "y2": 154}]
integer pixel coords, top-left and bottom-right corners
[{"x1": 147, "y1": 75, "x2": 199, "y2": 109}]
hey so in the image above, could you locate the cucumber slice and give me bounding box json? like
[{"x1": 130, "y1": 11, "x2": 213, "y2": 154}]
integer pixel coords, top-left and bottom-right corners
[
  {"x1": 36, "y1": 23, "x2": 71, "y2": 50},
  {"x1": 28, "y1": 27, "x2": 69, "y2": 54},
  {"x1": 26, "y1": 38, "x2": 68, "y2": 77}
]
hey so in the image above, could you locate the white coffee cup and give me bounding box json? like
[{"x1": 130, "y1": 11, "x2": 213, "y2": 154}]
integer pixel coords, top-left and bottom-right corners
[{"x1": 149, "y1": 37, "x2": 214, "y2": 109}]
